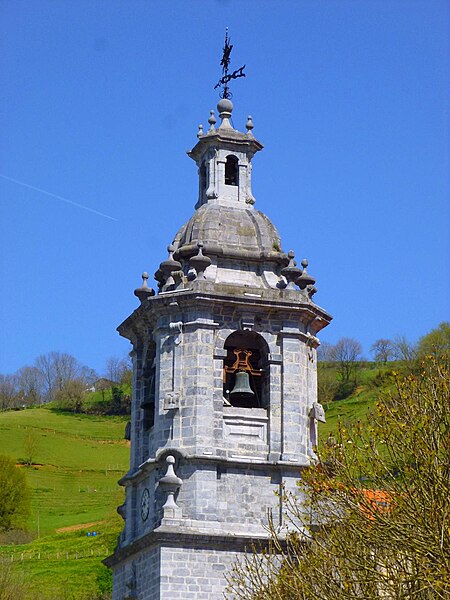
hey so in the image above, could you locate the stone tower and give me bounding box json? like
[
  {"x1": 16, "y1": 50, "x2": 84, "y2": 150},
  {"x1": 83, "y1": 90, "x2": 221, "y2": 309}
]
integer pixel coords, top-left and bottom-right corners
[{"x1": 106, "y1": 98, "x2": 331, "y2": 600}]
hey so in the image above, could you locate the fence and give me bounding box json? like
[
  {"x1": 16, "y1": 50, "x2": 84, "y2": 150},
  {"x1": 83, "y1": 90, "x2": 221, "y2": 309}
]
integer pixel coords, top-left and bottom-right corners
[{"x1": 2, "y1": 546, "x2": 110, "y2": 562}]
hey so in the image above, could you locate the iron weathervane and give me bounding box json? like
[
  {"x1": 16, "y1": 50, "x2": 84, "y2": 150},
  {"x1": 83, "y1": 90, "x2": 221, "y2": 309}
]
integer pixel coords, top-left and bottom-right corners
[{"x1": 214, "y1": 29, "x2": 246, "y2": 99}]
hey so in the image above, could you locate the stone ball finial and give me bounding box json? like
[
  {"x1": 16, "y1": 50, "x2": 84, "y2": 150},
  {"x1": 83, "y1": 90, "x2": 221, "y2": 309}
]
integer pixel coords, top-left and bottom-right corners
[
  {"x1": 297, "y1": 257, "x2": 316, "y2": 291},
  {"x1": 246, "y1": 115, "x2": 254, "y2": 134},
  {"x1": 281, "y1": 250, "x2": 302, "y2": 289},
  {"x1": 197, "y1": 124, "x2": 204, "y2": 137},
  {"x1": 166, "y1": 455, "x2": 175, "y2": 465},
  {"x1": 217, "y1": 98, "x2": 233, "y2": 118}
]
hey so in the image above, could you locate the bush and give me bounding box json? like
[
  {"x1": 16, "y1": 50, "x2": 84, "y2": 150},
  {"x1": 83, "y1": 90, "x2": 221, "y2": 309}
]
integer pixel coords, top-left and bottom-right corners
[
  {"x1": 333, "y1": 380, "x2": 357, "y2": 401},
  {"x1": 0, "y1": 455, "x2": 31, "y2": 532}
]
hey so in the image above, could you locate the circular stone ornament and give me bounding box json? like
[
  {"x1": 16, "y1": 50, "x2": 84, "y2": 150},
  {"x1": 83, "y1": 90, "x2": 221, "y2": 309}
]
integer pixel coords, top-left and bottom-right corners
[{"x1": 140, "y1": 488, "x2": 150, "y2": 521}]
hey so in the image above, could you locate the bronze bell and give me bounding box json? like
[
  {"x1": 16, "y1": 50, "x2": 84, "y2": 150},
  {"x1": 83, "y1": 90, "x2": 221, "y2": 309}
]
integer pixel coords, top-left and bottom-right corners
[{"x1": 230, "y1": 370, "x2": 254, "y2": 398}]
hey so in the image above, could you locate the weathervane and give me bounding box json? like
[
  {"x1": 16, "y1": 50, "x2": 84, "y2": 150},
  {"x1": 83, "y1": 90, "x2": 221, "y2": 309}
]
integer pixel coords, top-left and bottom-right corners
[{"x1": 214, "y1": 29, "x2": 246, "y2": 99}]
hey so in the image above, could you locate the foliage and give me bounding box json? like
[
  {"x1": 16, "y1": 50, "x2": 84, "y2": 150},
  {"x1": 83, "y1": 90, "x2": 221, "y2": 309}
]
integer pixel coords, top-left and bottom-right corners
[
  {"x1": 226, "y1": 353, "x2": 450, "y2": 599},
  {"x1": 317, "y1": 365, "x2": 339, "y2": 407},
  {"x1": 23, "y1": 431, "x2": 40, "y2": 466},
  {"x1": 0, "y1": 557, "x2": 28, "y2": 600},
  {"x1": 0, "y1": 455, "x2": 31, "y2": 532},
  {"x1": 54, "y1": 379, "x2": 86, "y2": 413},
  {"x1": 96, "y1": 564, "x2": 113, "y2": 595},
  {"x1": 417, "y1": 321, "x2": 450, "y2": 359}
]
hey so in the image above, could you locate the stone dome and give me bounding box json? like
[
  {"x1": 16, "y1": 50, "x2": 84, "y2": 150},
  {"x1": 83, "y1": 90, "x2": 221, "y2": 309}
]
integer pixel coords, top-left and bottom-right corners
[{"x1": 173, "y1": 203, "x2": 285, "y2": 264}]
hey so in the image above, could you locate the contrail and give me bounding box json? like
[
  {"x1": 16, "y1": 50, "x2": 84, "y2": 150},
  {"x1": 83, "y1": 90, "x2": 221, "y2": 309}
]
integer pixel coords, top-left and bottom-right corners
[{"x1": 0, "y1": 173, "x2": 118, "y2": 222}]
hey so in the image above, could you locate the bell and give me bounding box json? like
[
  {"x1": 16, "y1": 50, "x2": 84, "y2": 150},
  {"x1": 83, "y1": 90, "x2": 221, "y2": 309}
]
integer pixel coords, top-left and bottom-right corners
[{"x1": 230, "y1": 370, "x2": 254, "y2": 398}]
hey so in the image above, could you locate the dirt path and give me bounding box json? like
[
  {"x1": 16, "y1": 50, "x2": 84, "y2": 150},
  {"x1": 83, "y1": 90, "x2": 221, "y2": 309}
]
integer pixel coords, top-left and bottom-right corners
[{"x1": 56, "y1": 520, "x2": 104, "y2": 533}]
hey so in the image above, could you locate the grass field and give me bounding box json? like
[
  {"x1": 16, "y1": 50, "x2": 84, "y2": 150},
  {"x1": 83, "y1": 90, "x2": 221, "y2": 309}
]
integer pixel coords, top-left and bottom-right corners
[
  {"x1": 0, "y1": 365, "x2": 392, "y2": 598},
  {"x1": 0, "y1": 405, "x2": 129, "y2": 598}
]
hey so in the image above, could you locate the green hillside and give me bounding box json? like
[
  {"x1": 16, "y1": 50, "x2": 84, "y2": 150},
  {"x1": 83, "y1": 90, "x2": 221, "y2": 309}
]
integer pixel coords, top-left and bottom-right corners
[
  {"x1": 0, "y1": 405, "x2": 129, "y2": 599},
  {"x1": 0, "y1": 364, "x2": 394, "y2": 599}
]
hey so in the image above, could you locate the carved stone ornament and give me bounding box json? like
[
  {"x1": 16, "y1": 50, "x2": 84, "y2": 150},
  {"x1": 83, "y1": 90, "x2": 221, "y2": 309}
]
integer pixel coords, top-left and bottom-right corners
[
  {"x1": 309, "y1": 402, "x2": 326, "y2": 423},
  {"x1": 158, "y1": 455, "x2": 183, "y2": 519},
  {"x1": 140, "y1": 488, "x2": 150, "y2": 521},
  {"x1": 164, "y1": 391, "x2": 180, "y2": 410}
]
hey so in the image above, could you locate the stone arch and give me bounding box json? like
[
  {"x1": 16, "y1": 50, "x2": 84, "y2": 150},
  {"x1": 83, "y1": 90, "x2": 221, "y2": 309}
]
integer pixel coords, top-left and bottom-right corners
[
  {"x1": 222, "y1": 330, "x2": 270, "y2": 408},
  {"x1": 224, "y1": 154, "x2": 238, "y2": 186}
]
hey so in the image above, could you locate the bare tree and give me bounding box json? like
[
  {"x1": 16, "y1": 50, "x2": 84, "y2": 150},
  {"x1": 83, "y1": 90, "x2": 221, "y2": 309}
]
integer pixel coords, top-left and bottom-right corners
[
  {"x1": 392, "y1": 335, "x2": 417, "y2": 364},
  {"x1": 370, "y1": 338, "x2": 395, "y2": 364},
  {"x1": 16, "y1": 366, "x2": 45, "y2": 406},
  {"x1": 105, "y1": 356, "x2": 128, "y2": 384},
  {"x1": 317, "y1": 341, "x2": 335, "y2": 362},
  {"x1": 330, "y1": 337, "x2": 363, "y2": 382},
  {"x1": 0, "y1": 375, "x2": 17, "y2": 410},
  {"x1": 34, "y1": 352, "x2": 96, "y2": 401}
]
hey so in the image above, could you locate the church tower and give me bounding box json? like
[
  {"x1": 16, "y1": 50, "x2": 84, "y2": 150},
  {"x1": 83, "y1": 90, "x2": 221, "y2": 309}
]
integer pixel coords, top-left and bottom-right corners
[{"x1": 105, "y1": 95, "x2": 332, "y2": 599}]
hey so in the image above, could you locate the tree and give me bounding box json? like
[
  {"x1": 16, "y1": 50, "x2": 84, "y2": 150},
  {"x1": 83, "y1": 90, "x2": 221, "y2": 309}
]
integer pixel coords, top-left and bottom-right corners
[
  {"x1": 0, "y1": 375, "x2": 17, "y2": 410},
  {"x1": 16, "y1": 366, "x2": 45, "y2": 406},
  {"x1": 23, "y1": 431, "x2": 40, "y2": 466},
  {"x1": 105, "y1": 356, "x2": 129, "y2": 384},
  {"x1": 54, "y1": 379, "x2": 86, "y2": 412},
  {"x1": 0, "y1": 455, "x2": 31, "y2": 532},
  {"x1": 35, "y1": 351, "x2": 96, "y2": 401},
  {"x1": 392, "y1": 335, "x2": 417, "y2": 365},
  {"x1": 417, "y1": 322, "x2": 450, "y2": 359},
  {"x1": 227, "y1": 353, "x2": 450, "y2": 599},
  {"x1": 317, "y1": 366, "x2": 338, "y2": 408},
  {"x1": 317, "y1": 341, "x2": 335, "y2": 362},
  {"x1": 330, "y1": 337, "x2": 363, "y2": 382},
  {"x1": 370, "y1": 338, "x2": 395, "y2": 364}
]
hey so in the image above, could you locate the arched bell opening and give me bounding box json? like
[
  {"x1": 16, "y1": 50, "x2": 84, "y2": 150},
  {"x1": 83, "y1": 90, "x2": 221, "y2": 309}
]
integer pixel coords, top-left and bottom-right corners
[
  {"x1": 141, "y1": 358, "x2": 156, "y2": 431},
  {"x1": 199, "y1": 161, "x2": 207, "y2": 199},
  {"x1": 224, "y1": 155, "x2": 238, "y2": 186},
  {"x1": 223, "y1": 330, "x2": 269, "y2": 409}
]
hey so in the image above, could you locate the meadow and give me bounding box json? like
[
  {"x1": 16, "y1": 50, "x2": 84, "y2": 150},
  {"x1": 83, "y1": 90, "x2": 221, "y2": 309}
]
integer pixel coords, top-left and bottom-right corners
[
  {"x1": 0, "y1": 363, "x2": 392, "y2": 598},
  {"x1": 0, "y1": 405, "x2": 129, "y2": 598}
]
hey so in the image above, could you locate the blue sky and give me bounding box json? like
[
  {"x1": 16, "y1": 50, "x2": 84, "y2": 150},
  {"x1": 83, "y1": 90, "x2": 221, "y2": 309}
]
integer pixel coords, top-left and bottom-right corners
[{"x1": 1, "y1": 0, "x2": 448, "y2": 375}]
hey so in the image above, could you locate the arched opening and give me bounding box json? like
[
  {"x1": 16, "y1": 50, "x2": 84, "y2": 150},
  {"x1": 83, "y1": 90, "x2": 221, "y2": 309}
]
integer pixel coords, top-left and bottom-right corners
[
  {"x1": 199, "y1": 161, "x2": 207, "y2": 195},
  {"x1": 224, "y1": 155, "x2": 238, "y2": 186},
  {"x1": 141, "y1": 363, "x2": 156, "y2": 430},
  {"x1": 223, "y1": 331, "x2": 269, "y2": 408}
]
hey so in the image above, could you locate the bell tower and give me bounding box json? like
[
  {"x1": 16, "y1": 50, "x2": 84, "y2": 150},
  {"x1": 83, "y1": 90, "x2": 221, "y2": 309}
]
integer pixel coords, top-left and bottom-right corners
[{"x1": 105, "y1": 96, "x2": 331, "y2": 599}]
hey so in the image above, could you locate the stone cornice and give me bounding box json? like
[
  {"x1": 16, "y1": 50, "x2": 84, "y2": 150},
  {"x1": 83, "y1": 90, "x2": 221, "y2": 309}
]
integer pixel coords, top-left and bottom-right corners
[{"x1": 119, "y1": 448, "x2": 308, "y2": 486}]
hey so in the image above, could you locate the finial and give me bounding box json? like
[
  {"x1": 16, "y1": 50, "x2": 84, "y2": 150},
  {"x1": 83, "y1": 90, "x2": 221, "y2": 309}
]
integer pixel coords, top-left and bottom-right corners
[
  {"x1": 189, "y1": 240, "x2": 212, "y2": 280},
  {"x1": 214, "y1": 29, "x2": 246, "y2": 100},
  {"x1": 217, "y1": 98, "x2": 234, "y2": 129},
  {"x1": 159, "y1": 244, "x2": 182, "y2": 291},
  {"x1": 297, "y1": 257, "x2": 317, "y2": 294},
  {"x1": 134, "y1": 271, "x2": 155, "y2": 303},
  {"x1": 281, "y1": 250, "x2": 302, "y2": 290},
  {"x1": 197, "y1": 124, "x2": 204, "y2": 137},
  {"x1": 157, "y1": 455, "x2": 183, "y2": 519},
  {"x1": 246, "y1": 115, "x2": 254, "y2": 135},
  {"x1": 208, "y1": 110, "x2": 217, "y2": 132}
]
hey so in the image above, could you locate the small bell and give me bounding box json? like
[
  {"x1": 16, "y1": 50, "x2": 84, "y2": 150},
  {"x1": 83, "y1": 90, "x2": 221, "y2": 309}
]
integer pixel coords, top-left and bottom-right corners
[{"x1": 229, "y1": 370, "x2": 255, "y2": 398}]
